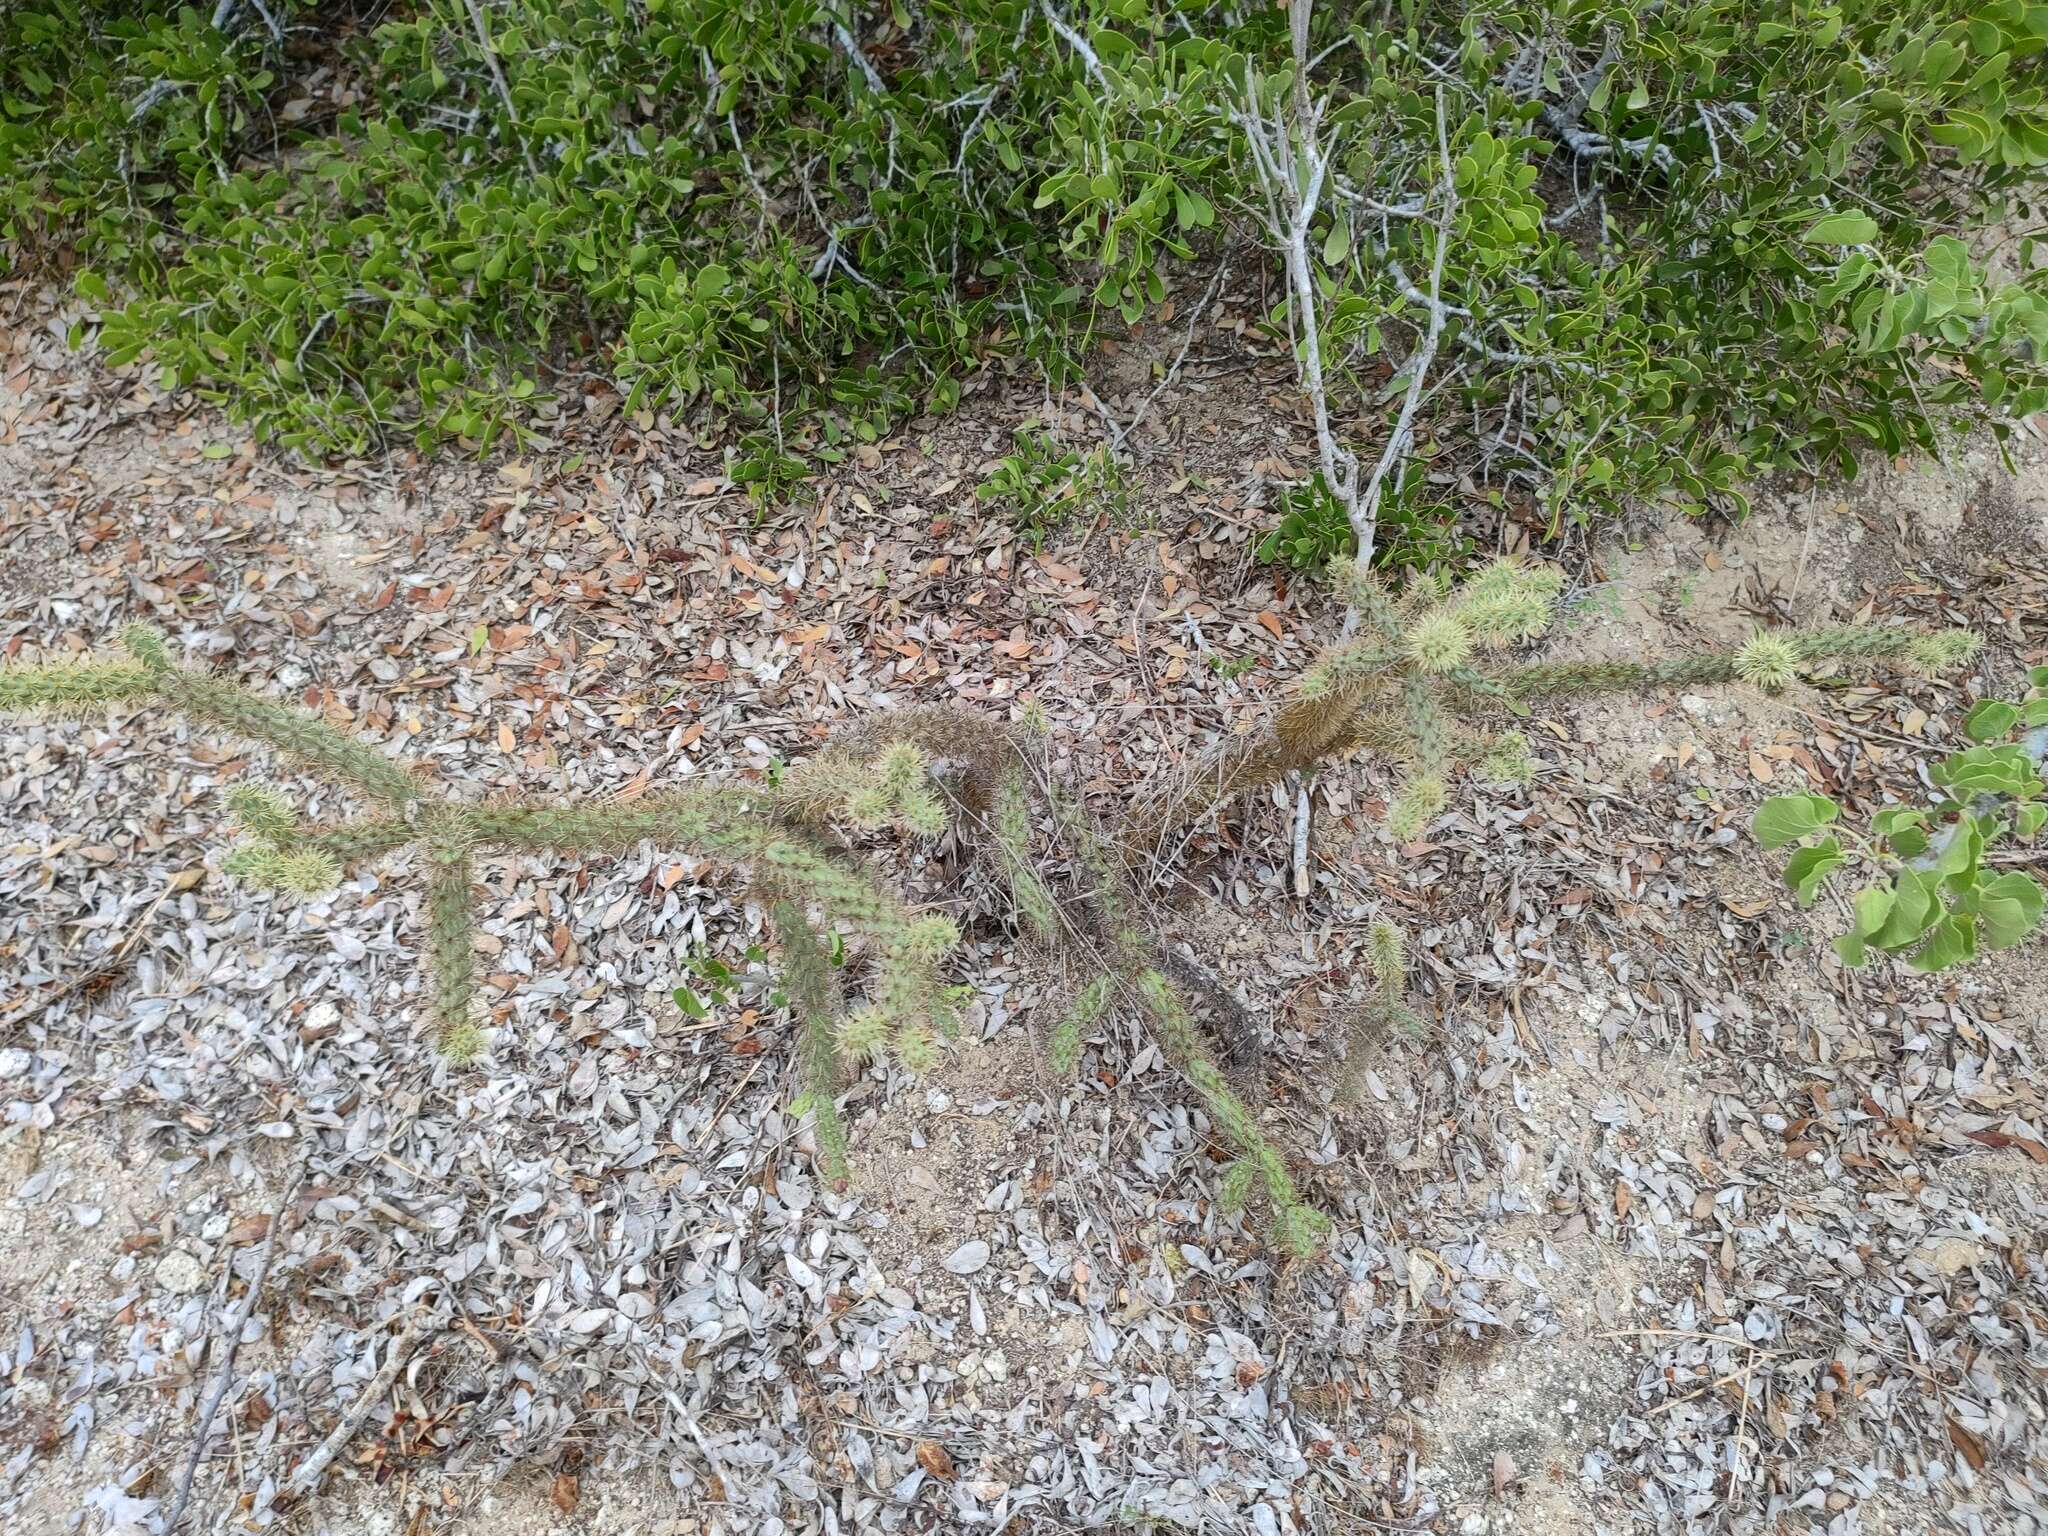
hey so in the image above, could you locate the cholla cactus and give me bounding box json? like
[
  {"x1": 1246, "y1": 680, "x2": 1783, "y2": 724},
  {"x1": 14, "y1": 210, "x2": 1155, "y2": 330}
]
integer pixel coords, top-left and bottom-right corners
[
  {"x1": 1050, "y1": 972, "x2": 1113, "y2": 1074},
  {"x1": 0, "y1": 628, "x2": 958, "y2": 1172},
  {"x1": 1142, "y1": 556, "x2": 1982, "y2": 843},
  {"x1": 3, "y1": 587, "x2": 1984, "y2": 1262},
  {"x1": 1334, "y1": 919, "x2": 1428, "y2": 1101}
]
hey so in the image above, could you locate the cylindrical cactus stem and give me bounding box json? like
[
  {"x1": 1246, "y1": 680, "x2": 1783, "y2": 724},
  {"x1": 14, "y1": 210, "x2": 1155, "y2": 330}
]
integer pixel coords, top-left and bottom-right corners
[
  {"x1": 302, "y1": 818, "x2": 418, "y2": 864},
  {"x1": 225, "y1": 784, "x2": 300, "y2": 842},
  {"x1": 1499, "y1": 655, "x2": 1742, "y2": 698},
  {"x1": 1392, "y1": 680, "x2": 1457, "y2": 837},
  {"x1": 221, "y1": 843, "x2": 342, "y2": 896},
  {"x1": 120, "y1": 624, "x2": 173, "y2": 673},
  {"x1": 1784, "y1": 624, "x2": 1918, "y2": 664},
  {"x1": 1440, "y1": 664, "x2": 1512, "y2": 701},
  {"x1": 760, "y1": 840, "x2": 912, "y2": 938},
  {"x1": 1330, "y1": 559, "x2": 1406, "y2": 640},
  {"x1": 1050, "y1": 972, "x2": 1113, "y2": 1074},
  {"x1": 1298, "y1": 641, "x2": 1403, "y2": 698},
  {"x1": 422, "y1": 821, "x2": 479, "y2": 1058},
  {"x1": 154, "y1": 668, "x2": 424, "y2": 809},
  {"x1": 0, "y1": 660, "x2": 162, "y2": 714},
  {"x1": 1790, "y1": 624, "x2": 1979, "y2": 675},
  {"x1": 771, "y1": 898, "x2": 851, "y2": 1182},
  {"x1": 1402, "y1": 673, "x2": 1453, "y2": 779},
  {"x1": 1134, "y1": 968, "x2": 1324, "y2": 1256},
  {"x1": 1365, "y1": 922, "x2": 1406, "y2": 1013}
]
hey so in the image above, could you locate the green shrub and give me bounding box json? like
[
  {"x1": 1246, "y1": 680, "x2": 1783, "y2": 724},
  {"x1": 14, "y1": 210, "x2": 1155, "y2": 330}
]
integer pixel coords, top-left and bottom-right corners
[
  {"x1": 1755, "y1": 666, "x2": 2048, "y2": 970},
  {"x1": 976, "y1": 425, "x2": 1130, "y2": 545},
  {"x1": 1257, "y1": 472, "x2": 1469, "y2": 574},
  {"x1": 5, "y1": 2, "x2": 2044, "y2": 531}
]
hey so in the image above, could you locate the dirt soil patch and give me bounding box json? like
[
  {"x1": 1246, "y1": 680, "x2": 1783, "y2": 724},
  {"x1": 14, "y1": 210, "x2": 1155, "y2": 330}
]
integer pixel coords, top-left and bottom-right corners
[{"x1": 4, "y1": 274, "x2": 2047, "y2": 1535}]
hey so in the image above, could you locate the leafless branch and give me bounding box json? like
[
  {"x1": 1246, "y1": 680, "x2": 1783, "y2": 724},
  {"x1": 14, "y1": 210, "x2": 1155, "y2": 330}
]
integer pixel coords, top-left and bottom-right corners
[
  {"x1": 1235, "y1": 65, "x2": 1461, "y2": 582},
  {"x1": 829, "y1": 9, "x2": 886, "y2": 94},
  {"x1": 284, "y1": 1316, "x2": 433, "y2": 1498},
  {"x1": 1234, "y1": 86, "x2": 1359, "y2": 544},
  {"x1": 1290, "y1": 774, "x2": 1312, "y2": 899},
  {"x1": 163, "y1": 1149, "x2": 311, "y2": 1532},
  {"x1": 1041, "y1": 3, "x2": 1106, "y2": 86},
  {"x1": 1349, "y1": 89, "x2": 1459, "y2": 570}
]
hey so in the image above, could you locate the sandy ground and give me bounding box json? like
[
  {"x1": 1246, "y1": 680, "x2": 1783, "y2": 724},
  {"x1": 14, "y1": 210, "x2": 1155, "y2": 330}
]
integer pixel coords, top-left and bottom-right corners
[{"x1": 3, "y1": 276, "x2": 2047, "y2": 1536}]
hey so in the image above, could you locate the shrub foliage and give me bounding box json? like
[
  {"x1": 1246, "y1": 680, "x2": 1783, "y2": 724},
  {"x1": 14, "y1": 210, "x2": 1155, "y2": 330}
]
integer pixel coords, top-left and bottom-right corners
[
  {"x1": 3, "y1": 2, "x2": 2044, "y2": 534},
  {"x1": 1756, "y1": 666, "x2": 2047, "y2": 971}
]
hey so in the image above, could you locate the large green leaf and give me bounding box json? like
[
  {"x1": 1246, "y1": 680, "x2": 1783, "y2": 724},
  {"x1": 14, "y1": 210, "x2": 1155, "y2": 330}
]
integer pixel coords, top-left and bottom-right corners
[
  {"x1": 1873, "y1": 869, "x2": 1941, "y2": 949},
  {"x1": 1909, "y1": 911, "x2": 1977, "y2": 972},
  {"x1": 1803, "y1": 211, "x2": 1881, "y2": 245},
  {"x1": 1964, "y1": 699, "x2": 2020, "y2": 741},
  {"x1": 1754, "y1": 793, "x2": 1839, "y2": 850},
  {"x1": 1973, "y1": 872, "x2": 2045, "y2": 948},
  {"x1": 1785, "y1": 837, "x2": 1846, "y2": 903}
]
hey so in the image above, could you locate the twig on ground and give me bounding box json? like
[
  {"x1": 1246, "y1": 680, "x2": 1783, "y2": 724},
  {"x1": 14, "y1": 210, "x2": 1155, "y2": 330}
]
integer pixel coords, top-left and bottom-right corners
[
  {"x1": 1732, "y1": 1345, "x2": 1757, "y2": 1489},
  {"x1": 162, "y1": 1147, "x2": 312, "y2": 1532},
  {"x1": 1647, "y1": 1350, "x2": 1770, "y2": 1417},
  {"x1": 1110, "y1": 259, "x2": 1230, "y2": 451},
  {"x1": 3, "y1": 871, "x2": 185, "y2": 1036},
  {"x1": 285, "y1": 1316, "x2": 431, "y2": 1497},
  {"x1": 1291, "y1": 775, "x2": 1312, "y2": 900}
]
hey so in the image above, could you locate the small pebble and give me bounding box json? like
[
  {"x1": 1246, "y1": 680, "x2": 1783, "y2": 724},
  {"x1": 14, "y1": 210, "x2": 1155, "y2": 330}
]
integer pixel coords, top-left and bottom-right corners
[{"x1": 154, "y1": 1250, "x2": 206, "y2": 1296}]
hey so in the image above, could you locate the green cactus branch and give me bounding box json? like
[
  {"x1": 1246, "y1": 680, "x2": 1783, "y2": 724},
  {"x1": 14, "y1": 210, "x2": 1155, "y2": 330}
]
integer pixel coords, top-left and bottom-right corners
[
  {"x1": 2, "y1": 628, "x2": 951, "y2": 1082},
  {"x1": 1130, "y1": 558, "x2": 1981, "y2": 843},
  {"x1": 0, "y1": 579, "x2": 1983, "y2": 1259},
  {"x1": 0, "y1": 659, "x2": 161, "y2": 713},
  {"x1": 800, "y1": 707, "x2": 1317, "y2": 1245},
  {"x1": 771, "y1": 897, "x2": 851, "y2": 1183}
]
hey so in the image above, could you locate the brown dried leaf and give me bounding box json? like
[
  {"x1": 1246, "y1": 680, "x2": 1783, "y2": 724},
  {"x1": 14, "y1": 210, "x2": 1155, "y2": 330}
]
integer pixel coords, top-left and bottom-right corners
[
  {"x1": 551, "y1": 1471, "x2": 580, "y2": 1513},
  {"x1": 1948, "y1": 1419, "x2": 1987, "y2": 1471},
  {"x1": 225, "y1": 1212, "x2": 272, "y2": 1246}
]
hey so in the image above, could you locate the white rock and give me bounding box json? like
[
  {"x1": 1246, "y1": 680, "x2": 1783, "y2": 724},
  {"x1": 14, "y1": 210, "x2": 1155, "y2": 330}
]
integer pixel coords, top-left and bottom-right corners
[{"x1": 155, "y1": 1249, "x2": 206, "y2": 1296}]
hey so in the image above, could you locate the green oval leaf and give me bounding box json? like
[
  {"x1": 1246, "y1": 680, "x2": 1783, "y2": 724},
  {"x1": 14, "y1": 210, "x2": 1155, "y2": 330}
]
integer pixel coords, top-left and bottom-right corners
[
  {"x1": 1754, "y1": 793, "x2": 1840, "y2": 850},
  {"x1": 1909, "y1": 910, "x2": 1977, "y2": 972},
  {"x1": 1964, "y1": 699, "x2": 2020, "y2": 741},
  {"x1": 1786, "y1": 837, "x2": 1846, "y2": 903},
  {"x1": 1973, "y1": 872, "x2": 2044, "y2": 948},
  {"x1": 1802, "y1": 211, "x2": 1881, "y2": 246}
]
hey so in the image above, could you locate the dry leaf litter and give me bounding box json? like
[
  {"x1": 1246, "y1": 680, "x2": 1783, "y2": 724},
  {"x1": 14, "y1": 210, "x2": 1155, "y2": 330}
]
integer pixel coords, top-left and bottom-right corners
[{"x1": 3, "y1": 277, "x2": 2047, "y2": 1536}]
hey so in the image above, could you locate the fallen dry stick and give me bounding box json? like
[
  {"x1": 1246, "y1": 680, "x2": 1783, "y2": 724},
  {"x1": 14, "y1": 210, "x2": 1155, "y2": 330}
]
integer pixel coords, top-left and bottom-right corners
[{"x1": 286, "y1": 1316, "x2": 432, "y2": 1498}]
